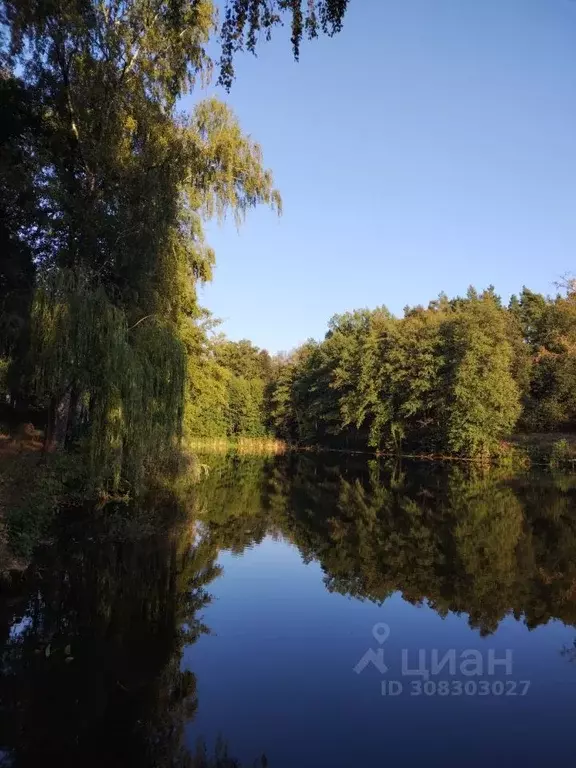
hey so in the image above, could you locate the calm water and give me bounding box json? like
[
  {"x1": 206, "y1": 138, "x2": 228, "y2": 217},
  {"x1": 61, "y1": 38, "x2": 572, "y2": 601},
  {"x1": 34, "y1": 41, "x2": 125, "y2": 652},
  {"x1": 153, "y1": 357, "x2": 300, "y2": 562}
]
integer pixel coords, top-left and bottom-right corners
[{"x1": 2, "y1": 454, "x2": 576, "y2": 766}]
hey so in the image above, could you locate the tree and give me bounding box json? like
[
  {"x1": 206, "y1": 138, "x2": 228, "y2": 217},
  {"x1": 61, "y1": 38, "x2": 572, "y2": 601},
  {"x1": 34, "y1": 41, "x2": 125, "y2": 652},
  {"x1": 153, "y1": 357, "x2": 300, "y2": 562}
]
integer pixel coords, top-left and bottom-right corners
[
  {"x1": 267, "y1": 352, "x2": 300, "y2": 441},
  {"x1": 0, "y1": 72, "x2": 41, "y2": 405},
  {"x1": 185, "y1": 334, "x2": 271, "y2": 439},
  {"x1": 1, "y1": 1, "x2": 282, "y2": 486},
  {"x1": 511, "y1": 282, "x2": 576, "y2": 431},
  {"x1": 442, "y1": 289, "x2": 521, "y2": 456}
]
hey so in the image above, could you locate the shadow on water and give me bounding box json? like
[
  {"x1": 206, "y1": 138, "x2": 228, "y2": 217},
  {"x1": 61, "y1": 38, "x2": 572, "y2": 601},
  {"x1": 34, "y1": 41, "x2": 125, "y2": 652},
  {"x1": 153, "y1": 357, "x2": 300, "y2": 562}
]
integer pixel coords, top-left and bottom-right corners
[{"x1": 2, "y1": 452, "x2": 576, "y2": 764}]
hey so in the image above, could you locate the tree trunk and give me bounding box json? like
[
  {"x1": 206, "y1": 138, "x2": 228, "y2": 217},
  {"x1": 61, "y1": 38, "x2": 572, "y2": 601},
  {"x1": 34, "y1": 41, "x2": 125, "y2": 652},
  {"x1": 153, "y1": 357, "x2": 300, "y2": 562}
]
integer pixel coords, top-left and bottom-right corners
[
  {"x1": 45, "y1": 389, "x2": 71, "y2": 452},
  {"x1": 65, "y1": 386, "x2": 81, "y2": 446}
]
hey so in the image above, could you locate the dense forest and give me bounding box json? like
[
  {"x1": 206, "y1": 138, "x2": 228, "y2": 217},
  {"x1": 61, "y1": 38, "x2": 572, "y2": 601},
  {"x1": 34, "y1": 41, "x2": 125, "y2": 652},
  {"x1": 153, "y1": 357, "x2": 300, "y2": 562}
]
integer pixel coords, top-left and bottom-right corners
[
  {"x1": 2, "y1": 0, "x2": 575, "y2": 494},
  {"x1": 271, "y1": 282, "x2": 576, "y2": 455},
  {"x1": 183, "y1": 282, "x2": 576, "y2": 460}
]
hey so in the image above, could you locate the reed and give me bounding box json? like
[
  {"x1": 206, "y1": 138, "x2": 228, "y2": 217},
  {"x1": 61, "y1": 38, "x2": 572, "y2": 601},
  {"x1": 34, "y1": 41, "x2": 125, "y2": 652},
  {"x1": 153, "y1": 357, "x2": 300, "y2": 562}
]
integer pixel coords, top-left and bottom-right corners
[{"x1": 185, "y1": 437, "x2": 289, "y2": 455}]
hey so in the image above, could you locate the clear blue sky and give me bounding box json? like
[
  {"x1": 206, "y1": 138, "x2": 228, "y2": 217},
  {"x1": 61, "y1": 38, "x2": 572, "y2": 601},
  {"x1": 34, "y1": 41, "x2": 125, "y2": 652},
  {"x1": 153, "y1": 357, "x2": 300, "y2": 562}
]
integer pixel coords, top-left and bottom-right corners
[{"x1": 188, "y1": 0, "x2": 576, "y2": 353}]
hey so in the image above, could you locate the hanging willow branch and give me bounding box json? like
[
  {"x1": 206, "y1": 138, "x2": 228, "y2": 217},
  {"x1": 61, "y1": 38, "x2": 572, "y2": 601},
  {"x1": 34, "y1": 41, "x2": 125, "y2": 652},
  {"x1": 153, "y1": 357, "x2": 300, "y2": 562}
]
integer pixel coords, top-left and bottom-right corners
[
  {"x1": 218, "y1": 0, "x2": 349, "y2": 89},
  {"x1": 30, "y1": 270, "x2": 185, "y2": 490},
  {"x1": 128, "y1": 314, "x2": 156, "y2": 331}
]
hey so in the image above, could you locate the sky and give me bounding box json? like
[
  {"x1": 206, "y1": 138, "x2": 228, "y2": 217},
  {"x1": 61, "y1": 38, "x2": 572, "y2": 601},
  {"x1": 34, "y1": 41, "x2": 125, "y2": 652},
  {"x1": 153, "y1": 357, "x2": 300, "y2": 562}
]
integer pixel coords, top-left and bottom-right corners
[{"x1": 184, "y1": 0, "x2": 576, "y2": 354}]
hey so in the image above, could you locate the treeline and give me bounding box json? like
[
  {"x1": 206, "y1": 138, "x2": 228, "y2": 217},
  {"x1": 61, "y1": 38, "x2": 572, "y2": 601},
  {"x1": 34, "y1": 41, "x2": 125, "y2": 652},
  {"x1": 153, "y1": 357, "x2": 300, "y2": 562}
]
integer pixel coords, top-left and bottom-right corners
[
  {"x1": 261, "y1": 283, "x2": 576, "y2": 457},
  {"x1": 185, "y1": 282, "x2": 576, "y2": 458}
]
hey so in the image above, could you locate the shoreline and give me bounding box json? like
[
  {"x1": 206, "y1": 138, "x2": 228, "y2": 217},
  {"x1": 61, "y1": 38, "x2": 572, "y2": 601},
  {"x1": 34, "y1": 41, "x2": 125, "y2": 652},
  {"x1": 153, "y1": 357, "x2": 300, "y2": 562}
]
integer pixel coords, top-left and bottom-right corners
[{"x1": 186, "y1": 434, "x2": 576, "y2": 471}]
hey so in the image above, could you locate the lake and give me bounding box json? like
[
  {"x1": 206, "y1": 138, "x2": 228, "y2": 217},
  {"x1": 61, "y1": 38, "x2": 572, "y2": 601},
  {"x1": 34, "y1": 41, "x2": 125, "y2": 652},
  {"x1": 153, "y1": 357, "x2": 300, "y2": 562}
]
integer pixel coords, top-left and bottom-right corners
[{"x1": 2, "y1": 453, "x2": 576, "y2": 766}]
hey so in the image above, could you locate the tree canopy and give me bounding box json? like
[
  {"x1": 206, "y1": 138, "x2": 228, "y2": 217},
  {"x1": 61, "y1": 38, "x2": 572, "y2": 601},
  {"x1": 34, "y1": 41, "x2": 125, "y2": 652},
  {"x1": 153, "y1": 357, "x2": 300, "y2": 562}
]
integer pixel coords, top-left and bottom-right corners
[
  {"x1": 1, "y1": 0, "x2": 316, "y2": 487},
  {"x1": 264, "y1": 281, "x2": 576, "y2": 457}
]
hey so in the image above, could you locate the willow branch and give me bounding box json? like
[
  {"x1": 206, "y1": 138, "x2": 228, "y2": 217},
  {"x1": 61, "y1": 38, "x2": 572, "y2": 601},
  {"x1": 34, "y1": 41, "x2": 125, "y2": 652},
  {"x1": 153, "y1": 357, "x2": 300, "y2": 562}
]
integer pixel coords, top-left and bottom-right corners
[{"x1": 128, "y1": 314, "x2": 155, "y2": 331}]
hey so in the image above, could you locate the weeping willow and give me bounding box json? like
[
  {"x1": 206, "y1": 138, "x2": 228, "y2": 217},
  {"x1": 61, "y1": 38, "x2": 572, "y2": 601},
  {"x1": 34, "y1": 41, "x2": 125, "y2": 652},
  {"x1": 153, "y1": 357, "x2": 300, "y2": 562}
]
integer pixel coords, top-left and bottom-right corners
[
  {"x1": 30, "y1": 269, "x2": 185, "y2": 490},
  {"x1": 26, "y1": 92, "x2": 281, "y2": 493},
  {"x1": 2, "y1": 0, "x2": 283, "y2": 493}
]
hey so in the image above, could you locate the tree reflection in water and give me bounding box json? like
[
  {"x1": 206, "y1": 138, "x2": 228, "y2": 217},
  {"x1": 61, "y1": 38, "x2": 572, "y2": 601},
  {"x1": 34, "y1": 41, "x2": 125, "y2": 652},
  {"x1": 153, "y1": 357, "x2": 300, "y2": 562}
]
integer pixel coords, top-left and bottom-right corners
[{"x1": 3, "y1": 454, "x2": 576, "y2": 765}]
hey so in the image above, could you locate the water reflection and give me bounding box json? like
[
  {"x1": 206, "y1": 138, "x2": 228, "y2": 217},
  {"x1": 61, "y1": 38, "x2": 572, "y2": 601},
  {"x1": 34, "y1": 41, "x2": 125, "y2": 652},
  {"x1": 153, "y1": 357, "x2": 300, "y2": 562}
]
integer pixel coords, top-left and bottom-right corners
[
  {"x1": 2, "y1": 454, "x2": 576, "y2": 764},
  {"x1": 0, "y1": 503, "x2": 220, "y2": 767},
  {"x1": 199, "y1": 454, "x2": 576, "y2": 635}
]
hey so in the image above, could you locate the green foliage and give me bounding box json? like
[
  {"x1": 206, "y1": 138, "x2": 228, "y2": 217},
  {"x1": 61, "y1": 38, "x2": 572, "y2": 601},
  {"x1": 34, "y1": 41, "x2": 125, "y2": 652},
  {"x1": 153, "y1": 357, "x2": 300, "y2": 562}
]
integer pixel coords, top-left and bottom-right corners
[
  {"x1": 1, "y1": 0, "x2": 284, "y2": 489},
  {"x1": 511, "y1": 281, "x2": 576, "y2": 431},
  {"x1": 549, "y1": 438, "x2": 576, "y2": 468},
  {"x1": 186, "y1": 356, "x2": 232, "y2": 438},
  {"x1": 227, "y1": 375, "x2": 265, "y2": 437},
  {"x1": 184, "y1": 453, "x2": 576, "y2": 635},
  {"x1": 443, "y1": 289, "x2": 521, "y2": 456},
  {"x1": 4, "y1": 452, "x2": 576, "y2": 763},
  {"x1": 3, "y1": 0, "x2": 576, "y2": 476},
  {"x1": 30, "y1": 268, "x2": 186, "y2": 488},
  {"x1": 0, "y1": 452, "x2": 90, "y2": 557},
  {"x1": 264, "y1": 281, "x2": 576, "y2": 458},
  {"x1": 185, "y1": 336, "x2": 270, "y2": 440},
  {"x1": 0, "y1": 493, "x2": 222, "y2": 766},
  {"x1": 267, "y1": 289, "x2": 524, "y2": 458}
]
